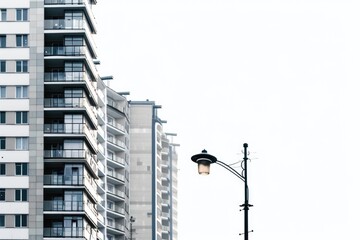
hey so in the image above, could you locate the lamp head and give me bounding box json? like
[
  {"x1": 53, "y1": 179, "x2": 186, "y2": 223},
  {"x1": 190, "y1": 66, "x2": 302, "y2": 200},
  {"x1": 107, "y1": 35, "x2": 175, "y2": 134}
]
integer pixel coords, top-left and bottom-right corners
[{"x1": 191, "y1": 149, "x2": 217, "y2": 175}]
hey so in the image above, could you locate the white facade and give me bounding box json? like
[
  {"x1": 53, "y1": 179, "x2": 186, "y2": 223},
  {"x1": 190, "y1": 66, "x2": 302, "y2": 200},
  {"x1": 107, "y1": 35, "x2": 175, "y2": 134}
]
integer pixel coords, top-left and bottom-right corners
[{"x1": 129, "y1": 101, "x2": 179, "y2": 240}]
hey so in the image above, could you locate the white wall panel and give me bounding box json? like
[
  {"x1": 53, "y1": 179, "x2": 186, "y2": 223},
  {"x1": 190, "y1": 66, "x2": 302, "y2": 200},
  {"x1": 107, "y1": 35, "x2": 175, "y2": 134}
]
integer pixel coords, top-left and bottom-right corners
[
  {"x1": 0, "y1": 151, "x2": 29, "y2": 162},
  {"x1": 0, "y1": 74, "x2": 29, "y2": 85},
  {"x1": 0, "y1": 202, "x2": 29, "y2": 214},
  {"x1": 0, "y1": 22, "x2": 29, "y2": 34},
  {"x1": 0, "y1": 48, "x2": 29, "y2": 59},
  {"x1": 0, "y1": 125, "x2": 29, "y2": 136},
  {"x1": 0, "y1": 177, "x2": 29, "y2": 188},
  {"x1": 0, "y1": 99, "x2": 29, "y2": 111},
  {"x1": 0, "y1": 229, "x2": 29, "y2": 239}
]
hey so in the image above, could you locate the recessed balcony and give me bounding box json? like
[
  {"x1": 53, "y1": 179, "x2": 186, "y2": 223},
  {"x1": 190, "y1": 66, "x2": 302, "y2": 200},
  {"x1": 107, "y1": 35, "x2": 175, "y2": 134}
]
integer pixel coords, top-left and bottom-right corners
[
  {"x1": 44, "y1": 71, "x2": 97, "y2": 105},
  {"x1": 44, "y1": 97, "x2": 97, "y2": 128},
  {"x1": 44, "y1": 149, "x2": 97, "y2": 178}
]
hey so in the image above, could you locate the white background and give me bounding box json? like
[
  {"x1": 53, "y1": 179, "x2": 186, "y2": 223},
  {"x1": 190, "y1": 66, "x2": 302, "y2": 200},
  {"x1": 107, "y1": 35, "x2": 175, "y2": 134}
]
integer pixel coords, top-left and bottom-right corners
[{"x1": 94, "y1": 1, "x2": 360, "y2": 240}]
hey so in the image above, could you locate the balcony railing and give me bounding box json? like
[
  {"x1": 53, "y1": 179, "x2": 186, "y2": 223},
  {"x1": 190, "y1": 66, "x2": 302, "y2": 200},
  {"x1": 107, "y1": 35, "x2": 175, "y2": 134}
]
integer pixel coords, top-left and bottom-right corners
[
  {"x1": 44, "y1": 149, "x2": 97, "y2": 174},
  {"x1": 44, "y1": 71, "x2": 87, "y2": 82},
  {"x1": 44, "y1": 19, "x2": 86, "y2": 30},
  {"x1": 45, "y1": 46, "x2": 85, "y2": 56},
  {"x1": 44, "y1": 200, "x2": 84, "y2": 211},
  {"x1": 44, "y1": 227, "x2": 86, "y2": 238},
  {"x1": 44, "y1": 97, "x2": 97, "y2": 126},
  {"x1": 45, "y1": 0, "x2": 84, "y2": 5},
  {"x1": 44, "y1": 174, "x2": 98, "y2": 200}
]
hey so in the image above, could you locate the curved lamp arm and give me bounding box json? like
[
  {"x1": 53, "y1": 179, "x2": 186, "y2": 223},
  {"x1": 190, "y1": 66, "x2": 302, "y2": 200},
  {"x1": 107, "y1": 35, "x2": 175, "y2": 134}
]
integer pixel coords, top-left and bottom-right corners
[{"x1": 216, "y1": 160, "x2": 245, "y2": 182}]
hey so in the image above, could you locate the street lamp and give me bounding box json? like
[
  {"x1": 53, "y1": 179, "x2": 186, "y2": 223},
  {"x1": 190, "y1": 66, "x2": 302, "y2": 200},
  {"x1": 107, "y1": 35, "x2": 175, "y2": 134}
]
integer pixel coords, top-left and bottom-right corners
[
  {"x1": 130, "y1": 216, "x2": 135, "y2": 240},
  {"x1": 191, "y1": 143, "x2": 253, "y2": 240}
]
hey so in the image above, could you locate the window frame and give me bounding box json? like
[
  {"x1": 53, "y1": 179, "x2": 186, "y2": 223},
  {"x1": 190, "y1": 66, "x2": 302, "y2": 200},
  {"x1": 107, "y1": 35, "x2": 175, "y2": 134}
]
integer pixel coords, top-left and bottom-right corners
[
  {"x1": 16, "y1": 35, "x2": 28, "y2": 47},
  {"x1": 15, "y1": 189, "x2": 28, "y2": 201},
  {"x1": 16, "y1": 9, "x2": 28, "y2": 21},
  {"x1": 15, "y1": 163, "x2": 28, "y2": 175},
  {"x1": 16, "y1": 137, "x2": 28, "y2": 150},
  {"x1": 16, "y1": 86, "x2": 28, "y2": 98},
  {"x1": 15, "y1": 214, "x2": 28, "y2": 227},
  {"x1": 0, "y1": 112, "x2": 5, "y2": 124},
  {"x1": 0, "y1": 61, "x2": 5, "y2": 73},
  {"x1": 16, "y1": 112, "x2": 28, "y2": 124},
  {"x1": 0, "y1": 137, "x2": 5, "y2": 150},
  {"x1": 16, "y1": 60, "x2": 28, "y2": 73}
]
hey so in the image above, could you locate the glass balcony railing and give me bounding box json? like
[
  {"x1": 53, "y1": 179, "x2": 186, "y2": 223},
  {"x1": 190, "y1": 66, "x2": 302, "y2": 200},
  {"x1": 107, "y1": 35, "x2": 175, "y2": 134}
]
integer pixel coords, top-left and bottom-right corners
[
  {"x1": 44, "y1": 227, "x2": 83, "y2": 238},
  {"x1": 45, "y1": 46, "x2": 85, "y2": 56},
  {"x1": 44, "y1": 0, "x2": 84, "y2": 5},
  {"x1": 44, "y1": 200, "x2": 84, "y2": 211},
  {"x1": 44, "y1": 149, "x2": 97, "y2": 175},
  {"x1": 44, "y1": 71, "x2": 97, "y2": 103},
  {"x1": 44, "y1": 71, "x2": 86, "y2": 82},
  {"x1": 44, "y1": 174, "x2": 98, "y2": 200},
  {"x1": 44, "y1": 97, "x2": 97, "y2": 126}
]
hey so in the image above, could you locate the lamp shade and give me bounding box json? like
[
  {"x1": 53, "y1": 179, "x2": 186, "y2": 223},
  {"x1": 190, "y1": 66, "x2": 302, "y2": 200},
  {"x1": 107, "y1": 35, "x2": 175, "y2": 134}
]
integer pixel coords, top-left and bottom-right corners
[{"x1": 191, "y1": 150, "x2": 217, "y2": 175}]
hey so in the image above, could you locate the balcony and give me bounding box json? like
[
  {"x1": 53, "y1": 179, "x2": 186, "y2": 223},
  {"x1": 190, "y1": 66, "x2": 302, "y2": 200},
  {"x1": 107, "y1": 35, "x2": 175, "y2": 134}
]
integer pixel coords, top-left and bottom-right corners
[
  {"x1": 43, "y1": 227, "x2": 96, "y2": 240},
  {"x1": 44, "y1": 200, "x2": 97, "y2": 225},
  {"x1": 44, "y1": 97, "x2": 97, "y2": 128},
  {"x1": 44, "y1": 149, "x2": 97, "y2": 177},
  {"x1": 45, "y1": 46, "x2": 86, "y2": 56},
  {"x1": 44, "y1": 123, "x2": 97, "y2": 151},
  {"x1": 44, "y1": 174, "x2": 98, "y2": 202},
  {"x1": 44, "y1": 71, "x2": 97, "y2": 105},
  {"x1": 44, "y1": 0, "x2": 97, "y2": 35},
  {"x1": 44, "y1": 0, "x2": 84, "y2": 5}
]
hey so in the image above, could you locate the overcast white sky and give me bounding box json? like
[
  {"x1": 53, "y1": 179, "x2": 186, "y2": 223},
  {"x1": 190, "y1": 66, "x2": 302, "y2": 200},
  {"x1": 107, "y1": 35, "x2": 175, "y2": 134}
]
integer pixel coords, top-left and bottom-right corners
[{"x1": 94, "y1": 1, "x2": 360, "y2": 240}]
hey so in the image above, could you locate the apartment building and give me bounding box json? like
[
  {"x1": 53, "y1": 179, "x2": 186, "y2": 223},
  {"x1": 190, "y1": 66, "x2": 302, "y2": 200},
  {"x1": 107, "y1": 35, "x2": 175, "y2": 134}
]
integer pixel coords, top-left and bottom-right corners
[
  {"x1": 97, "y1": 80, "x2": 131, "y2": 240},
  {"x1": 129, "y1": 101, "x2": 178, "y2": 240},
  {"x1": 0, "y1": 1, "x2": 131, "y2": 240}
]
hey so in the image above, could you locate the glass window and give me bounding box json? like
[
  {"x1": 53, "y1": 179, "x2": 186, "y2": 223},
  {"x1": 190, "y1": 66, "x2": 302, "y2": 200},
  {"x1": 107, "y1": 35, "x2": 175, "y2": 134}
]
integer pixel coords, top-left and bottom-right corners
[
  {"x1": 16, "y1": 9, "x2": 28, "y2": 21},
  {"x1": 0, "y1": 215, "x2": 4, "y2": 227},
  {"x1": 0, "y1": 112, "x2": 5, "y2": 124},
  {"x1": 16, "y1": 60, "x2": 28, "y2": 72},
  {"x1": 16, "y1": 137, "x2": 28, "y2": 150},
  {"x1": 16, "y1": 35, "x2": 28, "y2": 47},
  {"x1": 16, "y1": 163, "x2": 28, "y2": 175},
  {"x1": 0, "y1": 9, "x2": 6, "y2": 21},
  {"x1": 15, "y1": 214, "x2": 27, "y2": 227},
  {"x1": 0, "y1": 87, "x2": 5, "y2": 98},
  {"x1": 16, "y1": 86, "x2": 28, "y2": 98},
  {"x1": 16, "y1": 112, "x2": 28, "y2": 124},
  {"x1": 0, "y1": 35, "x2": 5, "y2": 48},
  {"x1": 0, "y1": 164, "x2": 5, "y2": 175},
  {"x1": 0, "y1": 138, "x2": 5, "y2": 150},
  {"x1": 0, "y1": 189, "x2": 4, "y2": 201},
  {"x1": 15, "y1": 189, "x2": 28, "y2": 201},
  {"x1": 0, "y1": 61, "x2": 5, "y2": 73}
]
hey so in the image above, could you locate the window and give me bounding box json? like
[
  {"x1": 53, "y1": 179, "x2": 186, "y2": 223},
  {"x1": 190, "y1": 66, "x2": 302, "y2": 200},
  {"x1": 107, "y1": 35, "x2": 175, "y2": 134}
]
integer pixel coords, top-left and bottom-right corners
[
  {"x1": 15, "y1": 163, "x2": 28, "y2": 175},
  {"x1": 0, "y1": 164, "x2": 5, "y2": 175},
  {"x1": 0, "y1": 61, "x2": 5, "y2": 73},
  {"x1": 107, "y1": 200, "x2": 115, "y2": 210},
  {"x1": 0, "y1": 87, "x2": 5, "y2": 98},
  {"x1": 16, "y1": 112, "x2": 28, "y2": 124},
  {"x1": 16, "y1": 35, "x2": 28, "y2": 47},
  {"x1": 107, "y1": 217, "x2": 114, "y2": 227},
  {"x1": 0, "y1": 189, "x2": 4, "y2": 201},
  {"x1": 0, "y1": 112, "x2": 5, "y2": 124},
  {"x1": 16, "y1": 60, "x2": 28, "y2": 72},
  {"x1": 16, "y1": 9, "x2": 28, "y2": 21},
  {"x1": 15, "y1": 189, "x2": 28, "y2": 201},
  {"x1": 16, "y1": 137, "x2": 28, "y2": 150},
  {"x1": 0, "y1": 9, "x2": 6, "y2": 21},
  {"x1": 0, "y1": 138, "x2": 5, "y2": 150},
  {"x1": 0, "y1": 215, "x2": 4, "y2": 227},
  {"x1": 0, "y1": 35, "x2": 5, "y2": 48},
  {"x1": 16, "y1": 86, "x2": 28, "y2": 98},
  {"x1": 15, "y1": 214, "x2": 27, "y2": 227}
]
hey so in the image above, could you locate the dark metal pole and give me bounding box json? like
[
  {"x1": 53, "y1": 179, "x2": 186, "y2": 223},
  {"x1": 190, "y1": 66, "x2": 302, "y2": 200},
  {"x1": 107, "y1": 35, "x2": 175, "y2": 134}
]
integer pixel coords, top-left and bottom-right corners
[{"x1": 243, "y1": 143, "x2": 249, "y2": 240}]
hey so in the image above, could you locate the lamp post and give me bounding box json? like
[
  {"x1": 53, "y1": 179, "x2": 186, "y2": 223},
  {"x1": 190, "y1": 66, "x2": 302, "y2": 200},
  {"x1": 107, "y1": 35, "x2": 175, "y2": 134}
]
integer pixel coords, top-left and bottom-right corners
[
  {"x1": 191, "y1": 143, "x2": 253, "y2": 240},
  {"x1": 130, "y1": 216, "x2": 135, "y2": 240}
]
